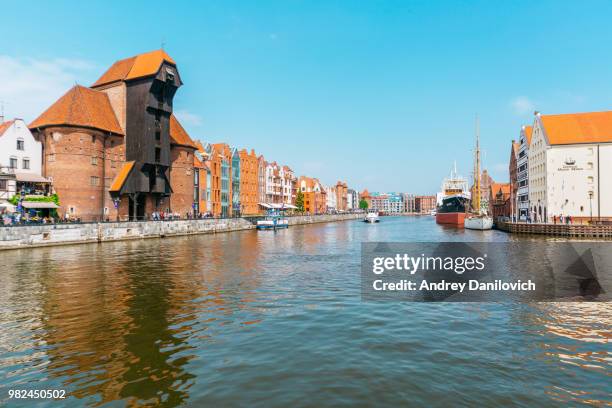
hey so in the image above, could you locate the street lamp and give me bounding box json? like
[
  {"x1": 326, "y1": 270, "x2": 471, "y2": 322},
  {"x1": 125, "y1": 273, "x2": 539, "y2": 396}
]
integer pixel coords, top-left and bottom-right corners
[{"x1": 588, "y1": 191, "x2": 593, "y2": 224}]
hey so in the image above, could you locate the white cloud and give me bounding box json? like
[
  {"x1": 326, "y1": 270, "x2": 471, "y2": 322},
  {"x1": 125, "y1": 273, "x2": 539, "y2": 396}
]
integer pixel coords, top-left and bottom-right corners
[
  {"x1": 0, "y1": 55, "x2": 96, "y2": 122},
  {"x1": 174, "y1": 109, "x2": 203, "y2": 127},
  {"x1": 509, "y1": 96, "x2": 535, "y2": 116}
]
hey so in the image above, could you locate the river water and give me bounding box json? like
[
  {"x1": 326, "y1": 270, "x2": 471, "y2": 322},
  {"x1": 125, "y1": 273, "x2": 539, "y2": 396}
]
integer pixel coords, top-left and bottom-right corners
[{"x1": 0, "y1": 216, "x2": 610, "y2": 407}]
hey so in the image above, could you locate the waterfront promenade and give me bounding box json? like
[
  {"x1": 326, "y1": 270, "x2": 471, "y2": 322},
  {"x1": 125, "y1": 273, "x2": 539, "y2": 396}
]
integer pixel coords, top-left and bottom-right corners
[
  {"x1": 0, "y1": 213, "x2": 362, "y2": 250},
  {"x1": 497, "y1": 220, "x2": 612, "y2": 238}
]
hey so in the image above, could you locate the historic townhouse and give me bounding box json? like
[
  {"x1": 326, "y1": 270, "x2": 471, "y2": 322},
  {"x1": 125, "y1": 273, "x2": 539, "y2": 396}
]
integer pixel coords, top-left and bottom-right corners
[
  {"x1": 335, "y1": 181, "x2": 348, "y2": 211},
  {"x1": 280, "y1": 165, "x2": 296, "y2": 206},
  {"x1": 205, "y1": 143, "x2": 233, "y2": 217},
  {"x1": 489, "y1": 183, "x2": 511, "y2": 219},
  {"x1": 238, "y1": 149, "x2": 259, "y2": 215},
  {"x1": 516, "y1": 125, "x2": 532, "y2": 220},
  {"x1": 0, "y1": 118, "x2": 49, "y2": 208},
  {"x1": 29, "y1": 50, "x2": 198, "y2": 221},
  {"x1": 528, "y1": 111, "x2": 612, "y2": 222},
  {"x1": 257, "y1": 155, "x2": 266, "y2": 212},
  {"x1": 298, "y1": 176, "x2": 326, "y2": 214},
  {"x1": 325, "y1": 184, "x2": 337, "y2": 210},
  {"x1": 508, "y1": 140, "x2": 520, "y2": 219}
]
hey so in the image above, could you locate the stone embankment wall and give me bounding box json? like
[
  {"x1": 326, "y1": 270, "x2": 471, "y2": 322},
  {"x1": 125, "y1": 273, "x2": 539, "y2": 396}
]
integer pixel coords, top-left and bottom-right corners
[{"x1": 0, "y1": 213, "x2": 362, "y2": 250}]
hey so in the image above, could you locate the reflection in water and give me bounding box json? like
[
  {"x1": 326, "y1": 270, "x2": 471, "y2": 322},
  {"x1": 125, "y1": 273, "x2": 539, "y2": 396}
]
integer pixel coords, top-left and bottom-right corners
[{"x1": 0, "y1": 216, "x2": 610, "y2": 407}]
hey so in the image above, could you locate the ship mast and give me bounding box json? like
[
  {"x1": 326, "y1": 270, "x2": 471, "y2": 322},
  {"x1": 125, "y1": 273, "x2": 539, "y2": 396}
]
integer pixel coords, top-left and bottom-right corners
[{"x1": 474, "y1": 115, "x2": 481, "y2": 213}]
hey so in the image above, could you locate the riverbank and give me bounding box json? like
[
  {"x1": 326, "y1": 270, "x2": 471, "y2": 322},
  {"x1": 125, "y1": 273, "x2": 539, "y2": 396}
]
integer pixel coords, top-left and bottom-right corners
[
  {"x1": 0, "y1": 213, "x2": 363, "y2": 250},
  {"x1": 496, "y1": 220, "x2": 612, "y2": 238}
]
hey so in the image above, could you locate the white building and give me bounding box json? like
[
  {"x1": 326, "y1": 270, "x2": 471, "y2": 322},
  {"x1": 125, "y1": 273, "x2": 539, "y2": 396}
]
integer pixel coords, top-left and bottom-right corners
[
  {"x1": 0, "y1": 119, "x2": 45, "y2": 208},
  {"x1": 516, "y1": 125, "x2": 532, "y2": 220},
  {"x1": 0, "y1": 119, "x2": 42, "y2": 176},
  {"x1": 325, "y1": 185, "x2": 337, "y2": 211},
  {"x1": 347, "y1": 189, "x2": 358, "y2": 210},
  {"x1": 528, "y1": 111, "x2": 612, "y2": 222}
]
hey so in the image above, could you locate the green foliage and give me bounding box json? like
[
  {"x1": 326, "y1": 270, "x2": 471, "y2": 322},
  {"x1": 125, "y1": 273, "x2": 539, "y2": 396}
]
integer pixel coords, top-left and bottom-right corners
[
  {"x1": 359, "y1": 199, "x2": 369, "y2": 210},
  {"x1": 9, "y1": 193, "x2": 60, "y2": 206},
  {"x1": 295, "y1": 190, "x2": 305, "y2": 212},
  {"x1": 9, "y1": 194, "x2": 60, "y2": 217}
]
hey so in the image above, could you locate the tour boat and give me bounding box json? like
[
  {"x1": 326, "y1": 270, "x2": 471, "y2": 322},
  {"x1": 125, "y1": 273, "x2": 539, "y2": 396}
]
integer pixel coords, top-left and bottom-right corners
[
  {"x1": 435, "y1": 162, "x2": 470, "y2": 226},
  {"x1": 257, "y1": 212, "x2": 289, "y2": 230},
  {"x1": 364, "y1": 211, "x2": 380, "y2": 223},
  {"x1": 465, "y1": 116, "x2": 493, "y2": 231}
]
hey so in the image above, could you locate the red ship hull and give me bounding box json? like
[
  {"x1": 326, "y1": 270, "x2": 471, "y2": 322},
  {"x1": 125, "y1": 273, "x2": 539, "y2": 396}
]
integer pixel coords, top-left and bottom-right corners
[{"x1": 435, "y1": 212, "x2": 466, "y2": 226}]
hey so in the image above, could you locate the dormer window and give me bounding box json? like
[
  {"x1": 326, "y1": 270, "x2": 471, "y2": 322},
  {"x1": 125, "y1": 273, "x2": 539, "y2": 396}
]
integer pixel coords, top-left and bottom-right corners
[{"x1": 16, "y1": 139, "x2": 24, "y2": 150}]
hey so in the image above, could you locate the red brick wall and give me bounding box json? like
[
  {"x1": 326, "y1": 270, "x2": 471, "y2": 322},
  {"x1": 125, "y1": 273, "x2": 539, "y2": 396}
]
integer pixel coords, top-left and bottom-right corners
[
  {"x1": 38, "y1": 127, "x2": 126, "y2": 221},
  {"x1": 170, "y1": 146, "x2": 195, "y2": 216}
]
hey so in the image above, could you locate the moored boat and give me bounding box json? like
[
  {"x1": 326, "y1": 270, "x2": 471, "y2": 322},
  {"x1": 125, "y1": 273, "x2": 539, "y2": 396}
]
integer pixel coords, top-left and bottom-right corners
[
  {"x1": 257, "y1": 211, "x2": 289, "y2": 230},
  {"x1": 435, "y1": 162, "x2": 470, "y2": 226},
  {"x1": 465, "y1": 115, "x2": 493, "y2": 231}
]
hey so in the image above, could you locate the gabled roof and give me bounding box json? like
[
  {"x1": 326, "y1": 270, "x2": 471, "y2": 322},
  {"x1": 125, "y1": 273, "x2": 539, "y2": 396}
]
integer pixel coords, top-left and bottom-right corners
[
  {"x1": 539, "y1": 111, "x2": 612, "y2": 145},
  {"x1": 92, "y1": 49, "x2": 176, "y2": 88},
  {"x1": 109, "y1": 161, "x2": 135, "y2": 193},
  {"x1": 169, "y1": 114, "x2": 197, "y2": 149},
  {"x1": 490, "y1": 182, "x2": 510, "y2": 198},
  {"x1": 523, "y1": 125, "x2": 533, "y2": 145},
  {"x1": 29, "y1": 85, "x2": 124, "y2": 135},
  {"x1": 0, "y1": 120, "x2": 15, "y2": 137}
]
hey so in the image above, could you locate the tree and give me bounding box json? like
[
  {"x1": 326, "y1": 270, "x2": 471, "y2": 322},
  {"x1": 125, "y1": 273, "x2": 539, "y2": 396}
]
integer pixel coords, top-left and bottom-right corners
[
  {"x1": 359, "y1": 199, "x2": 369, "y2": 210},
  {"x1": 295, "y1": 190, "x2": 305, "y2": 213}
]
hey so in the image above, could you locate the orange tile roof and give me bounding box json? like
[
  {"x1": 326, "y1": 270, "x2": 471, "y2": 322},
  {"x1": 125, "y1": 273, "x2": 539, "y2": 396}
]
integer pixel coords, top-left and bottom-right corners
[
  {"x1": 540, "y1": 111, "x2": 612, "y2": 145},
  {"x1": 490, "y1": 182, "x2": 510, "y2": 198},
  {"x1": 523, "y1": 125, "x2": 533, "y2": 145},
  {"x1": 92, "y1": 49, "x2": 176, "y2": 87},
  {"x1": 0, "y1": 120, "x2": 15, "y2": 137},
  {"x1": 29, "y1": 85, "x2": 123, "y2": 135},
  {"x1": 169, "y1": 114, "x2": 197, "y2": 149},
  {"x1": 109, "y1": 161, "x2": 135, "y2": 193}
]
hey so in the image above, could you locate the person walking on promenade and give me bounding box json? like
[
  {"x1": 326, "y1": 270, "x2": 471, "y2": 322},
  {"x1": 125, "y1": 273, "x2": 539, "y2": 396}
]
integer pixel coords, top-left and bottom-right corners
[{"x1": 553, "y1": 215, "x2": 557, "y2": 224}]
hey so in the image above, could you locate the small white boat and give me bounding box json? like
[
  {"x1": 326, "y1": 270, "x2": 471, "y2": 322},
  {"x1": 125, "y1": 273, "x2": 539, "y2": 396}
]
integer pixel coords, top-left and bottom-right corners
[
  {"x1": 257, "y1": 213, "x2": 289, "y2": 230},
  {"x1": 464, "y1": 215, "x2": 493, "y2": 230},
  {"x1": 364, "y1": 211, "x2": 380, "y2": 223},
  {"x1": 430, "y1": 210, "x2": 437, "y2": 216}
]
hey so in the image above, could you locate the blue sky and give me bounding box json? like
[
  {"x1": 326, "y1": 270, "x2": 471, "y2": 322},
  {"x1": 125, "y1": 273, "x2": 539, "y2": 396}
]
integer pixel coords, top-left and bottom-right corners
[{"x1": 3, "y1": 0, "x2": 612, "y2": 193}]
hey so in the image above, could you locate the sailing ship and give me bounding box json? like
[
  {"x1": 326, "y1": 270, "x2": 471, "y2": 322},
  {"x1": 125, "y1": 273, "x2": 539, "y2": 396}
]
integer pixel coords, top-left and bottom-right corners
[
  {"x1": 435, "y1": 162, "x2": 470, "y2": 226},
  {"x1": 465, "y1": 116, "x2": 493, "y2": 230}
]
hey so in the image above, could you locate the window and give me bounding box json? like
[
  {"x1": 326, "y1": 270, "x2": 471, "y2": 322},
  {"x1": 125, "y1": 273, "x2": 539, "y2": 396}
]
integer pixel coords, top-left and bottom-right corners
[
  {"x1": 22, "y1": 159, "x2": 30, "y2": 170},
  {"x1": 91, "y1": 156, "x2": 98, "y2": 165},
  {"x1": 48, "y1": 154, "x2": 55, "y2": 162},
  {"x1": 155, "y1": 147, "x2": 161, "y2": 163},
  {"x1": 91, "y1": 135, "x2": 96, "y2": 143},
  {"x1": 16, "y1": 139, "x2": 24, "y2": 150},
  {"x1": 90, "y1": 176, "x2": 100, "y2": 186},
  {"x1": 0, "y1": 180, "x2": 6, "y2": 190},
  {"x1": 9, "y1": 157, "x2": 17, "y2": 169}
]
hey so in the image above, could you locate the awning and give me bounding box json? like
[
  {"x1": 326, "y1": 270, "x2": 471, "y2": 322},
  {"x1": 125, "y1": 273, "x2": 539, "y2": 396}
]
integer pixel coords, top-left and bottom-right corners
[
  {"x1": 15, "y1": 173, "x2": 51, "y2": 183},
  {"x1": 260, "y1": 203, "x2": 297, "y2": 210},
  {"x1": 21, "y1": 201, "x2": 59, "y2": 209}
]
